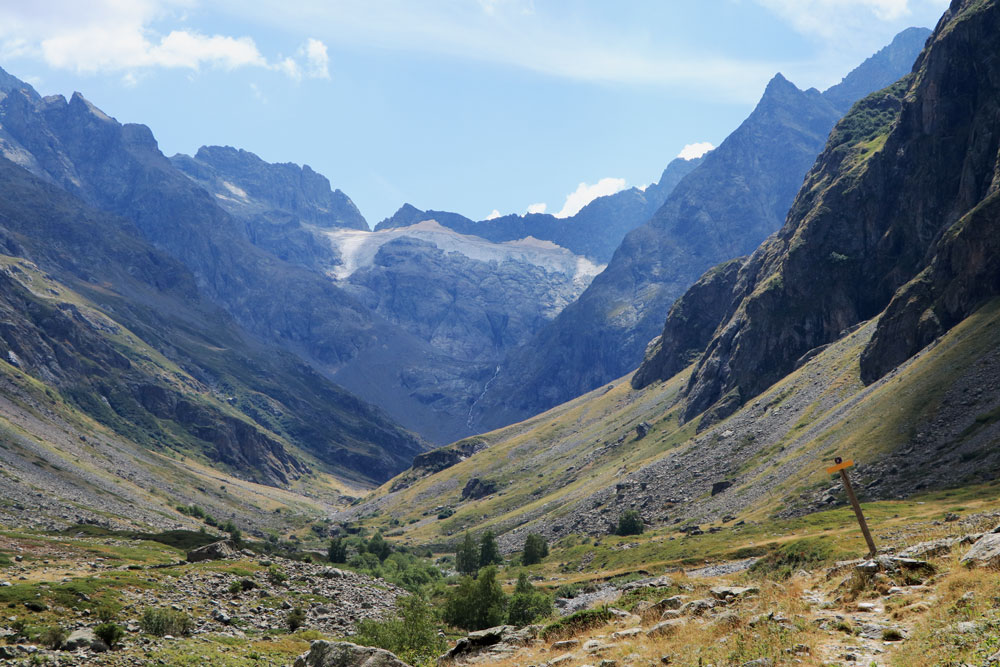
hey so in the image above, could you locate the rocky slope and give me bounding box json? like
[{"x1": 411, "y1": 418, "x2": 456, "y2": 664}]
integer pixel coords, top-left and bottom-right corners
[
  {"x1": 327, "y1": 221, "x2": 602, "y2": 361},
  {"x1": 373, "y1": 156, "x2": 702, "y2": 264},
  {"x1": 467, "y1": 28, "x2": 929, "y2": 433},
  {"x1": 0, "y1": 143, "x2": 424, "y2": 488},
  {"x1": 675, "y1": 0, "x2": 1000, "y2": 424}
]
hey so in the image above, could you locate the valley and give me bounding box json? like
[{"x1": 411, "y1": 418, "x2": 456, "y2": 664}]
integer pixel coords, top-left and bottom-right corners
[{"x1": 2, "y1": 0, "x2": 1000, "y2": 666}]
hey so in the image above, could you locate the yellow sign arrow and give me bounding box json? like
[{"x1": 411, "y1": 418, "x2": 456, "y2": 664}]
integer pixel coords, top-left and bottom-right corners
[{"x1": 826, "y1": 459, "x2": 854, "y2": 474}]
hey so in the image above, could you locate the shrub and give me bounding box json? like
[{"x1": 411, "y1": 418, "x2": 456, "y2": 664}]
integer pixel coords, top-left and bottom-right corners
[
  {"x1": 354, "y1": 595, "x2": 446, "y2": 665},
  {"x1": 95, "y1": 603, "x2": 120, "y2": 623},
  {"x1": 522, "y1": 534, "x2": 549, "y2": 566},
  {"x1": 507, "y1": 572, "x2": 553, "y2": 626},
  {"x1": 328, "y1": 537, "x2": 347, "y2": 564},
  {"x1": 614, "y1": 510, "x2": 644, "y2": 536},
  {"x1": 267, "y1": 565, "x2": 288, "y2": 585},
  {"x1": 140, "y1": 607, "x2": 194, "y2": 637},
  {"x1": 286, "y1": 607, "x2": 307, "y2": 631},
  {"x1": 367, "y1": 532, "x2": 392, "y2": 562},
  {"x1": 39, "y1": 625, "x2": 67, "y2": 650},
  {"x1": 443, "y1": 566, "x2": 507, "y2": 630},
  {"x1": 94, "y1": 622, "x2": 125, "y2": 649}
]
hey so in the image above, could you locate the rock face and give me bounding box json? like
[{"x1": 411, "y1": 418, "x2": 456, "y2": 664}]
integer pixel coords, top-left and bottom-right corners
[
  {"x1": 632, "y1": 258, "x2": 745, "y2": 389},
  {"x1": 462, "y1": 477, "x2": 498, "y2": 500},
  {"x1": 679, "y1": 1, "x2": 1000, "y2": 423},
  {"x1": 373, "y1": 156, "x2": 702, "y2": 264},
  {"x1": 186, "y1": 540, "x2": 238, "y2": 563},
  {"x1": 960, "y1": 532, "x2": 1000, "y2": 569},
  {"x1": 469, "y1": 29, "x2": 929, "y2": 432},
  {"x1": 293, "y1": 641, "x2": 411, "y2": 667},
  {"x1": 0, "y1": 86, "x2": 426, "y2": 484}
]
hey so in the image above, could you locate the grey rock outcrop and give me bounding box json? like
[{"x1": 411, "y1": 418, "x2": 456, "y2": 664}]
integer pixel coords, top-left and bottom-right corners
[
  {"x1": 186, "y1": 540, "x2": 238, "y2": 563},
  {"x1": 293, "y1": 641, "x2": 410, "y2": 667},
  {"x1": 960, "y1": 532, "x2": 1000, "y2": 568}
]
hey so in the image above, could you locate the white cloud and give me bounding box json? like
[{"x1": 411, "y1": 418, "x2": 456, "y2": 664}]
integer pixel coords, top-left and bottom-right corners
[
  {"x1": 753, "y1": 0, "x2": 942, "y2": 39},
  {"x1": 554, "y1": 177, "x2": 626, "y2": 218},
  {"x1": 0, "y1": 1, "x2": 325, "y2": 82},
  {"x1": 301, "y1": 38, "x2": 330, "y2": 79},
  {"x1": 677, "y1": 142, "x2": 714, "y2": 160},
  {"x1": 485, "y1": 209, "x2": 501, "y2": 220},
  {"x1": 526, "y1": 203, "x2": 547, "y2": 215},
  {"x1": 210, "y1": 0, "x2": 782, "y2": 103}
]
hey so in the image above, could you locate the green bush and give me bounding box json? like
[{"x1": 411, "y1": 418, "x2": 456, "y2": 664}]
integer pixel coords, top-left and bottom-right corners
[
  {"x1": 354, "y1": 595, "x2": 446, "y2": 665},
  {"x1": 140, "y1": 607, "x2": 194, "y2": 637},
  {"x1": 443, "y1": 566, "x2": 507, "y2": 631},
  {"x1": 286, "y1": 607, "x2": 307, "y2": 631},
  {"x1": 267, "y1": 565, "x2": 288, "y2": 585},
  {"x1": 507, "y1": 572, "x2": 553, "y2": 626},
  {"x1": 367, "y1": 532, "x2": 392, "y2": 562},
  {"x1": 522, "y1": 534, "x2": 549, "y2": 566},
  {"x1": 94, "y1": 622, "x2": 125, "y2": 648},
  {"x1": 328, "y1": 537, "x2": 347, "y2": 563},
  {"x1": 614, "y1": 510, "x2": 644, "y2": 536},
  {"x1": 95, "y1": 603, "x2": 120, "y2": 623},
  {"x1": 39, "y1": 625, "x2": 67, "y2": 650}
]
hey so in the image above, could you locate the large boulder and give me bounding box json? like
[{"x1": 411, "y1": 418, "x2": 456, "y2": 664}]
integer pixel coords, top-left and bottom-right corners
[
  {"x1": 438, "y1": 625, "x2": 538, "y2": 663},
  {"x1": 961, "y1": 532, "x2": 1000, "y2": 569},
  {"x1": 293, "y1": 641, "x2": 410, "y2": 667},
  {"x1": 62, "y1": 628, "x2": 96, "y2": 651},
  {"x1": 461, "y1": 478, "x2": 498, "y2": 500},
  {"x1": 186, "y1": 539, "x2": 238, "y2": 563}
]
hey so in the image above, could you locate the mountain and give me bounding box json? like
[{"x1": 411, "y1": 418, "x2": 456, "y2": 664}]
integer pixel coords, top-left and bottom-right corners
[
  {"x1": 373, "y1": 155, "x2": 703, "y2": 263},
  {"x1": 669, "y1": 0, "x2": 1000, "y2": 425},
  {"x1": 347, "y1": 3, "x2": 1000, "y2": 548},
  {"x1": 0, "y1": 77, "x2": 428, "y2": 486},
  {"x1": 0, "y1": 153, "x2": 423, "y2": 490},
  {"x1": 171, "y1": 146, "x2": 365, "y2": 271},
  {"x1": 467, "y1": 28, "x2": 930, "y2": 433}
]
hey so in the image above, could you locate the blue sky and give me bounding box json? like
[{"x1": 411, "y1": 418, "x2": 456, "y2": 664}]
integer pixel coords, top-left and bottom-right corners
[{"x1": 0, "y1": 0, "x2": 949, "y2": 225}]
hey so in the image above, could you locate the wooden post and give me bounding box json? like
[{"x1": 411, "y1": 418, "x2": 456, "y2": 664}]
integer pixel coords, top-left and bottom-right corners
[{"x1": 827, "y1": 458, "x2": 877, "y2": 557}]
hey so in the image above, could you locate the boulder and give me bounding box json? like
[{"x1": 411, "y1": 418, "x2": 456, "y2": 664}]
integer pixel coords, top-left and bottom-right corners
[
  {"x1": 186, "y1": 540, "x2": 239, "y2": 563},
  {"x1": 62, "y1": 628, "x2": 96, "y2": 651},
  {"x1": 709, "y1": 586, "x2": 758, "y2": 601},
  {"x1": 438, "y1": 625, "x2": 536, "y2": 662},
  {"x1": 293, "y1": 641, "x2": 410, "y2": 667},
  {"x1": 710, "y1": 481, "x2": 732, "y2": 496},
  {"x1": 461, "y1": 478, "x2": 498, "y2": 501},
  {"x1": 960, "y1": 533, "x2": 1000, "y2": 569}
]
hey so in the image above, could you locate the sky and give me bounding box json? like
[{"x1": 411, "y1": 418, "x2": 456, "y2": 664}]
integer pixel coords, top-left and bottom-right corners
[{"x1": 0, "y1": 0, "x2": 950, "y2": 226}]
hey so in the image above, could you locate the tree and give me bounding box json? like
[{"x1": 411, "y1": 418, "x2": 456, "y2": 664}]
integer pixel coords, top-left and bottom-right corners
[
  {"x1": 507, "y1": 572, "x2": 553, "y2": 626},
  {"x1": 479, "y1": 529, "x2": 503, "y2": 568},
  {"x1": 615, "y1": 510, "x2": 644, "y2": 536},
  {"x1": 443, "y1": 566, "x2": 507, "y2": 630},
  {"x1": 367, "y1": 532, "x2": 392, "y2": 561},
  {"x1": 328, "y1": 537, "x2": 347, "y2": 563},
  {"x1": 455, "y1": 532, "x2": 479, "y2": 576},
  {"x1": 522, "y1": 533, "x2": 549, "y2": 566}
]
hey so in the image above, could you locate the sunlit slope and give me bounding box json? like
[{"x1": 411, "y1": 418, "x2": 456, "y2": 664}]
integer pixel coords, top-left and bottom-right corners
[{"x1": 346, "y1": 298, "x2": 1000, "y2": 549}]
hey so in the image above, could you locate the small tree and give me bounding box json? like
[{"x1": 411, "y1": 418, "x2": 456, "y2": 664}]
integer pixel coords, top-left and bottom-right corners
[
  {"x1": 328, "y1": 537, "x2": 347, "y2": 563},
  {"x1": 507, "y1": 572, "x2": 553, "y2": 626},
  {"x1": 478, "y1": 529, "x2": 503, "y2": 568},
  {"x1": 443, "y1": 566, "x2": 507, "y2": 631},
  {"x1": 287, "y1": 606, "x2": 307, "y2": 631},
  {"x1": 354, "y1": 594, "x2": 447, "y2": 665},
  {"x1": 455, "y1": 532, "x2": 479, "y2": 576},
  {"x1": 367, "y1": 532, "x2": 392, "y2": 562},
  {"x1": 522, "y1": 533, "x2": 549, "y2": 565},
  {"x1": 615, "y1": 510, "x2": 644, "y2": 536},
  {"x1": 94, "y1": 622, "x2": 125, "y2": 649}
]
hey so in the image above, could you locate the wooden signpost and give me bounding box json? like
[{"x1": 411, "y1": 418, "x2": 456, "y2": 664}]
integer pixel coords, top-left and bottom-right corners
[{"x1": 827, "y1": 457, "x2": 877, "y2": 557}]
